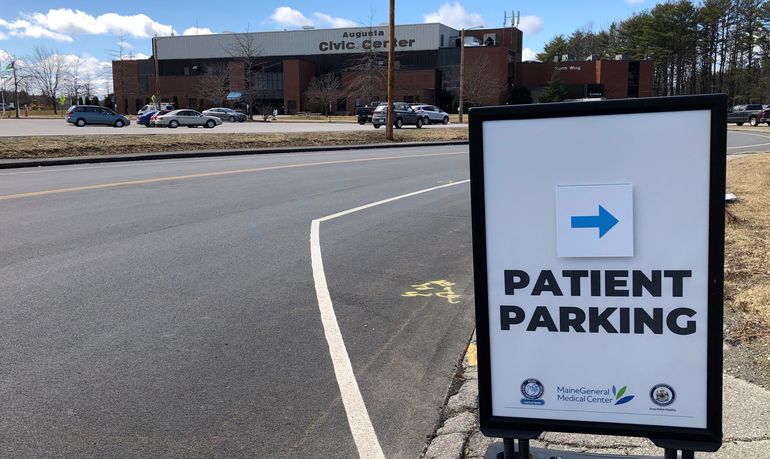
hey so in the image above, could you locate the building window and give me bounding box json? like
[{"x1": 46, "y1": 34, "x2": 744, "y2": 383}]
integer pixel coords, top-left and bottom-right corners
[
  {"x1": 287, "y1": 99, "x2": 297, "y2": 110},
  {"x1": 403, "y1": 95, "x2": 414, "y2": 103},
  {"x1": 336, "y1": 98, "x2": 346, "y2": 112}
]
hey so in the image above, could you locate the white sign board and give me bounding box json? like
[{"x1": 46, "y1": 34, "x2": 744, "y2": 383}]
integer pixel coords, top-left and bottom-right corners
[{"x1": 469, "y1": 96, "x2": 724, "y2": 450}]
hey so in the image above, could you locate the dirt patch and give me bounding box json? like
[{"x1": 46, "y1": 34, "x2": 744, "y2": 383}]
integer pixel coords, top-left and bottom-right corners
[
  {"x1": 724, "y1": 153, "x2": 770, "y2": 389},
  {"x1": 0, "y1": 129, "x2": 468, "y2": 160}
]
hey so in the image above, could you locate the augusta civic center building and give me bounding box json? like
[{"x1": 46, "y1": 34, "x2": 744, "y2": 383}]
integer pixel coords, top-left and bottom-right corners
[{"x1": 112, "y1": 23, "x2": 653, "y2": 115}]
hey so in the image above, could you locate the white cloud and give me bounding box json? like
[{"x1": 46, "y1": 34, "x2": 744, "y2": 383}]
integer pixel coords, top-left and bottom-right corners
[
  {"x1": 118, "y1": 40, "x2": 133, "y2": 49},
  {"x1": 423, "y1": 2, "x2": 485, "y2": 29},
  {"x1": 2, "y1": 18, "x2": 73, "y2": 41},
  {"x1": 183, "y1": 27, "x2": 214, "y2": 36},
  {"x1": 271, "y1": 7, "x2": 313, "y2": 27},
  {"x1": 0, "y1": 31, "x2": 7, "y2": 40},
  {"x1": 270, "y1": 7, "x2": 358, "y2": 29},
  {"x1": 0, "y1": 9, "x2": 175, "y2": 42},
  {"x1": 313, "y1": 13, "x2": 358, "y2": 28},
  {"x1": 518, "y1": 15, "x2": 544, "y2": 35},
  {"x1": 522, "y1": 48, "x2": 537, "y2": 61},
  {"x1": 625, "y1": 0, "x2": 644, "y2": 4},
  {"x1": 133, "y1": 52, "x2": 150, "y2": 59}
]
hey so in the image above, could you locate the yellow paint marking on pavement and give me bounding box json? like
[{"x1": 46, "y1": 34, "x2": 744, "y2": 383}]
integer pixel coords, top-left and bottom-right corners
[
  {"x1": 465, "y1": 343, "x2": 477, "y2": 367},
  {"x1": 0, "y1": 151, "x2": 464, "y2": 201},
  {"x1": 401, "y1": 279, "x2": 462, "y2": 304}
]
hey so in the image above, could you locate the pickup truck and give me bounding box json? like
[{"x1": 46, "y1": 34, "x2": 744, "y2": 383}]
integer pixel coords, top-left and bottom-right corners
[
  {"x1": 727, "y1": 104, "x2": 766, "y2": 126},
  {"x1": 355, "y1": 103, "x2": 381, "y2": 125}
]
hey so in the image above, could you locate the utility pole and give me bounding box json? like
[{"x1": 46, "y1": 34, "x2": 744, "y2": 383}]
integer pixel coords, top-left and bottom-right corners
[
  {"x1": 153, "y1": 35, "x2": 161, "y2": 108},
  {"x1": 458, "y1": 28, "x2": 465, "y2": 124},
  {"x1": 12, "y1": 61, "x2": 20, "y2": 118},
  {"x1": 386, "y1": 0, "x2": 395, "y2": 140}
]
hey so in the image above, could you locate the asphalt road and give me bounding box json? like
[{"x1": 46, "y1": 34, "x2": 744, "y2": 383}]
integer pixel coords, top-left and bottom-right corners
[
  {"x1": 0, "y1": 146, "x2": 474, "y2": 457},
  {"x1": 0, "y1": 118, "x2": 458, "y2": 137},
  {"x1": 727, "y1": 129, "x2": 770, "y2": 154}
]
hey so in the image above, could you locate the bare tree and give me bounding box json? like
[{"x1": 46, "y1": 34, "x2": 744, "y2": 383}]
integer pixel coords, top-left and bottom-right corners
[
  {"x1": 67, "y1": 56, "x2": 82, "y2": 105},
  {"x1": 110, "y1": 30, "x2": 128, "y2": 113},
  {"x1": 306, "y1": 73, "x2": 341, "y2": 116},
  {"x1": 462, "y1": 56, "x2": 506, "y2": 108},
  {"x1": 228, "y1": 26, "x2": 265, "y2": 119},
  {"x1": 27, "y1": 46, "x2": 70, "y2": 114},
  {"x1": 343, "y1": 18, "x2": 388, "y2": 106},
  {"x1": 197, "y1": 62, "x2": 230, "y2": 107}
]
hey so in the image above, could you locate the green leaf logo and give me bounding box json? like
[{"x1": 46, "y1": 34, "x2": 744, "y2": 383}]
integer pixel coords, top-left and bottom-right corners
[{"x1": 613, "y1": 384, "x2": 634, "y2": 405}]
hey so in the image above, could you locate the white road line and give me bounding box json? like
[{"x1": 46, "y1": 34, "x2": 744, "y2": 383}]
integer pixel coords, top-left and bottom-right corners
[
  {"x1": 729, "y1": 130, "x2": 770, "y2": 140},
  {"x1": 310, "y1": 179, "x2": 469, "y2": 458},
  {"x1": 728, "y1": 141, "x2": 770, "y2": 150}
]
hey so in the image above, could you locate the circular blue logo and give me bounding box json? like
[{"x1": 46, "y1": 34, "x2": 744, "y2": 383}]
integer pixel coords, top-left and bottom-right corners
[
  {"x1": 650, "y1": 384, "x2": 676, "y2": 407},
  {"x1": 521, "y1": 379, "x2": 544, "y2": 400}
]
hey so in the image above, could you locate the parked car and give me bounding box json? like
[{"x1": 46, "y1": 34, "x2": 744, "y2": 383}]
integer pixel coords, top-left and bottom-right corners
[
  {"x1": 371, "y1": 102, "x2": 423, "y2": 129},
  {"x1": 727, "y1": 104, "x2": 764, "y2": 126},
  {"x1": 0, "y1": 102, "x2": 15, "y2": 111},
  {"x1": 148, "y1": 110, "x2": 172, "y2": 126},
  {"x1": 202, "y1": 107, "x2": 247, "y2": 122},
  {"x1": 151, "y1": 109, "x2": 222, "y2": 128},
  {"x1": 65, "y1": 105, "x2": 130, "y2": 127},
  {"x1": 137, "y1": 110, "x2": 158, "y2": 127},
  {"x1": 411, "y1": 104, "x2": 450, "y2": 125},
  {"x1": 137, "y1": 103, "x2": 175, "y2": 117},
  {"x1": 355, "y1": 103, "x2": 381, "y2": 124}
]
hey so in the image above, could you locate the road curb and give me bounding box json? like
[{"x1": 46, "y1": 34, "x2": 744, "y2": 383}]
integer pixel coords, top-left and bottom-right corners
[{"x1": 0, "y1": 140, "x2": 469, "y2": 170}]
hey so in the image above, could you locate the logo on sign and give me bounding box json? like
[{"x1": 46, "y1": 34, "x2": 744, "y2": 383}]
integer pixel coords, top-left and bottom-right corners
[
  {"x1": 650, "y1": 384, "x2": 676, "y2": 407},
  {"x1": 612, "y1": 384, "x2": 635, "y2": 405},
  {"x1": 520, "y1": 378, "x2": 545, "y2": 405},
  {"x1": 555, "y1": 384, "x2": 635, "y2": 407}
]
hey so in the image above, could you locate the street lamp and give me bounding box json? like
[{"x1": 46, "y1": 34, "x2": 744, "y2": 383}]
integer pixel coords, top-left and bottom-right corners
[{"x1": 458, "y1": 25, "x2": 483, "y2": 124}]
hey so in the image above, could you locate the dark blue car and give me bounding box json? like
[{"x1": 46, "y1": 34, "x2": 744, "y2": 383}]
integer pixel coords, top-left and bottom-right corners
[{"x1": 137, "y1": 110, "x2": 158, "y2": 127}]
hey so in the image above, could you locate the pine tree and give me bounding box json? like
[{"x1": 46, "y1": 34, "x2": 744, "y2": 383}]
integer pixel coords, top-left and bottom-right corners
[{"x1": 539, "y1": 71, "x2": 567, "y2": 102}]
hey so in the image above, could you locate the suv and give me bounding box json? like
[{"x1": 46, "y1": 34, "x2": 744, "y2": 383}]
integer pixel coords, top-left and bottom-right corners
[
  {"x1": 371, "y1": 102, "x2": 423, "y2": 129},
  {"x1": 411, "y1": 104, "x2": 450, "y2": 125},
  {"x1": 727, "y1": 104, "x2": 764, "y2": 126}
]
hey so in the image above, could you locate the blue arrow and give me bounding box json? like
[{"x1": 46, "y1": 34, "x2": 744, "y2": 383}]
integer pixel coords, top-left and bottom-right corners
[{"x1": 570, "y1": 205, "x2": 619, "y2": 238}]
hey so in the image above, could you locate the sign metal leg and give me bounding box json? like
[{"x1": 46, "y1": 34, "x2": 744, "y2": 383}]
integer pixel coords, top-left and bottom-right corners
[
  {"x1": 664, "y1": 448, "x2": 696, "y2": 459},
  {"x1": 501, "y1": 438, "x2": 529, "y2": 459}
]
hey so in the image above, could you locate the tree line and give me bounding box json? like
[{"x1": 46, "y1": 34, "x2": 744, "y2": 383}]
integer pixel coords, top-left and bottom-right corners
[
  {"x1": 2, "y1": 46, "x2": 112, "y2": 116},
  {"x1": 537, "y1": 0, "x2": 770, "y2": 103}
]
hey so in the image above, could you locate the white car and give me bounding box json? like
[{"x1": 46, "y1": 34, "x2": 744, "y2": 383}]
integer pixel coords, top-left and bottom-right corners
[{"x1": 151, "y1": 109, "x2": 222, "y2": 128}]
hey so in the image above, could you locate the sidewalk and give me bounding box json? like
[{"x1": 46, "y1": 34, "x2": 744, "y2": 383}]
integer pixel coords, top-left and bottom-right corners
[{"x1": 423, "y1": 332, "x2": 770, "y2": 459}]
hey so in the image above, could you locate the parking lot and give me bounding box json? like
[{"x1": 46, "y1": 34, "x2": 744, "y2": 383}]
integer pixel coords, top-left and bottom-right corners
[{"x1": 0, "y1": 118, "x2": 459, "y2": 137}]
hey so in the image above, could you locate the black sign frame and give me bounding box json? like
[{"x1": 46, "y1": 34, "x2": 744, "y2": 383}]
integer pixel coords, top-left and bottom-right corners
[{"x1": 468, "y1": 95, "x2": 726, "y2": 451}]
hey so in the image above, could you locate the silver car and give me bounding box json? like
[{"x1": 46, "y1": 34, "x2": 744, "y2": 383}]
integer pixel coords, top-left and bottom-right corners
[
  {"x1": 411, "y1": 104, "x2": 450, "y2": 125},
  {"x1": 202, "y1": 107, "x2": 247, "y2": 122},
  {"x1": 152, "y1": 109, "x2": 222, "y2": 128}
]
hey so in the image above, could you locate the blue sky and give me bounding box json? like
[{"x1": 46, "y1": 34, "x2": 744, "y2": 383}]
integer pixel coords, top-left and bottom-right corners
[{"x1": 0, "y1": 1, "x2": 661, "y2": 95}]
